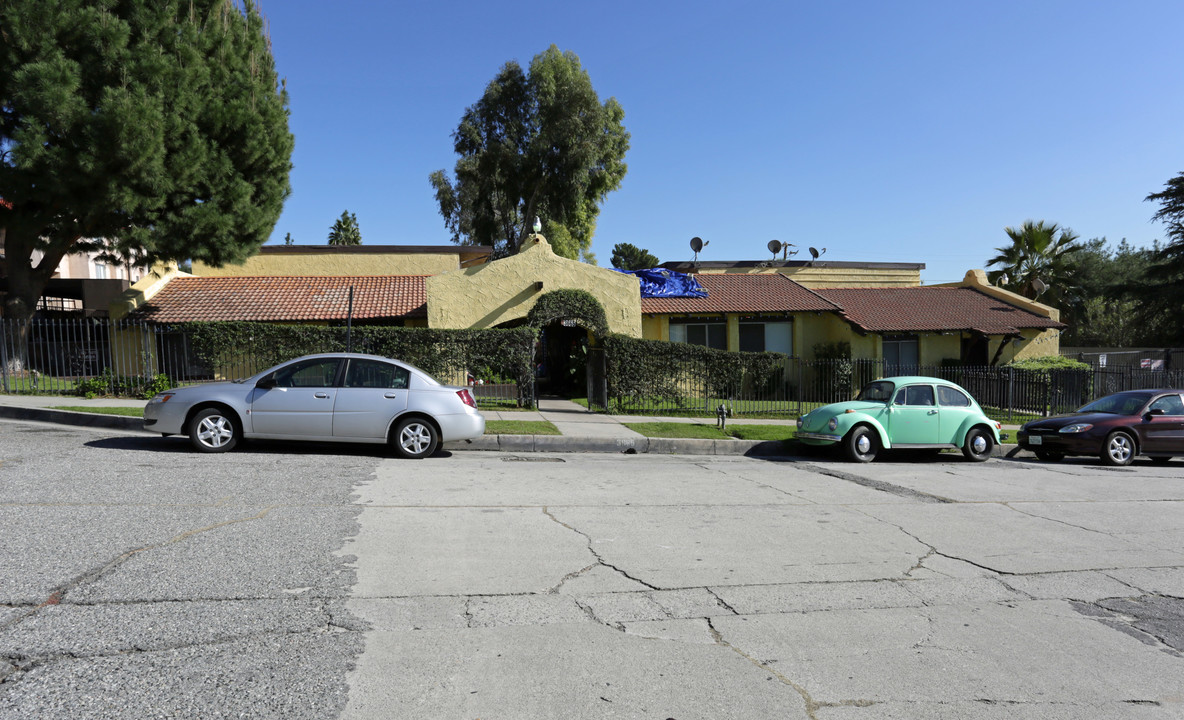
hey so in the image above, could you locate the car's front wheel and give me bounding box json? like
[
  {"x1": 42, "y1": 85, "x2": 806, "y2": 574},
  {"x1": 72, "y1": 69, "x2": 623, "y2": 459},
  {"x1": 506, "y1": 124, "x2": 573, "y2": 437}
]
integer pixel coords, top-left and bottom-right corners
[
  {"x1": 189, "y1": 407, "x2": 239, "y2": 453},
  {"x1": 962, "y1": 427, "x2": 993, "y2": 462},
  {"x1": 393, "y1": 417, "x2": 439, "y2": 459},
  {"x1": 843, "y1": 425, "x2": 878, "y2": 463},
  {"x1": 1101, "y1": 431, "x2": 1136, "y2": 466}
]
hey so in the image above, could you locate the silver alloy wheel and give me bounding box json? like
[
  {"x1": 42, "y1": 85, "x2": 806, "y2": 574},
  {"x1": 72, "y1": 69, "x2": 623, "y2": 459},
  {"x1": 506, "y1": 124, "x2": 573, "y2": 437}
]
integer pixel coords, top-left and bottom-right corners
[
  {"x1": 197, "y1": 414, "x2": 234, "y2": 449},
  {"x1": 399, "y1": 422, "x2": 433, "y2": 456},
  {"x1": 1106, "y1": 433, "x2": 1134, "y2": 464}
]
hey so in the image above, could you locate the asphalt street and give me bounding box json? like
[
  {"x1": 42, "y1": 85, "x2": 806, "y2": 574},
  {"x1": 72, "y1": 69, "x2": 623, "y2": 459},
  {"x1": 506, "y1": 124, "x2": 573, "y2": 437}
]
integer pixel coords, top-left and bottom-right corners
[{"x1": 1, "y1": 418, "x2": 1183, "y2": 719}]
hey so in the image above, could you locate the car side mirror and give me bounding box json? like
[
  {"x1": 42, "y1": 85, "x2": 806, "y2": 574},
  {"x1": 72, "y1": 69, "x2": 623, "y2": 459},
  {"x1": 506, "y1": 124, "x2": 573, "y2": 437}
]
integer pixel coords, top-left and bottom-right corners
[
  {"x1": 1147, "y1": 408, "x2": 1164, "y2": 417},
  {"x1": 256, "y1": 375, "x2": 276, "y2": 390}
]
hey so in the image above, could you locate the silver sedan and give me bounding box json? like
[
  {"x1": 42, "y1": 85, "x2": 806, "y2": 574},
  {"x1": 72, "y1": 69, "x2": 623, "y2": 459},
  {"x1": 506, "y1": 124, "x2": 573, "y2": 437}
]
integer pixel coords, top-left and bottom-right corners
[{"x1": 144, "y1": 353, "x2": 486, "y2": 458}]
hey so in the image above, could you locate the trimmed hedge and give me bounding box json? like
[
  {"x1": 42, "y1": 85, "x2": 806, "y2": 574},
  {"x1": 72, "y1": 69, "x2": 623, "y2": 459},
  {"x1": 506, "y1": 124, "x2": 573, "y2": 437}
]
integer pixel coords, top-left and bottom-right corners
[
  {"x1": 603, "y1": 333, "x2": 785, "y2": 410},
  {"x1": 182, "y1": 322, "x2": 536, "y2": 403}
]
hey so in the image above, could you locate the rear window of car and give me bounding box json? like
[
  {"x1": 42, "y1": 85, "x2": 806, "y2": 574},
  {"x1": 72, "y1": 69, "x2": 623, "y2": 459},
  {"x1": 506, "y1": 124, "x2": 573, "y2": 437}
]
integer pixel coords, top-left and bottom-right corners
[
  {"x1": 937, "y1": 386, "x2": 971, "y2": 407},
  {"x1": 894, "y1": 385, "x2": 935, "y2": 406},
  {"x1": 344, "y1": 359, "x2": 411, "y2": 389}
]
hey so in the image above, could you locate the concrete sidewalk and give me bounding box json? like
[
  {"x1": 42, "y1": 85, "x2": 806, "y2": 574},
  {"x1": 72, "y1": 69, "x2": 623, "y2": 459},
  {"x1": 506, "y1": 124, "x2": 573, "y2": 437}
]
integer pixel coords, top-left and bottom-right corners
[{"x1": 0, "y1": 392, "x2": 1021, "y2": 457}]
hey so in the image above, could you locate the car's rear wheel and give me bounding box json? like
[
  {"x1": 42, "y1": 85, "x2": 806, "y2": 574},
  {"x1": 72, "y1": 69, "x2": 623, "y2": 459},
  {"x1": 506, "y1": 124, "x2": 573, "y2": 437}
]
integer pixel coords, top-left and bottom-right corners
[
  {"x1": 1101, "y1": 431, "x2": 1136, "y2": 466},
  {"x1": 393, "y1": 417, "x2": 439, "y2": 459},
  {"x1": 843, "y1": 425, "x2": 878, "y2": 463},
  {"x1": 962, "y1": 427, "x2": 993, "y2": 462},
  {"x1": 189, "y1": 407, "x2": 239, "y2": 453},
  {"x1": 1034, "y1": 450, "x2": 1064, "y2": 462}
]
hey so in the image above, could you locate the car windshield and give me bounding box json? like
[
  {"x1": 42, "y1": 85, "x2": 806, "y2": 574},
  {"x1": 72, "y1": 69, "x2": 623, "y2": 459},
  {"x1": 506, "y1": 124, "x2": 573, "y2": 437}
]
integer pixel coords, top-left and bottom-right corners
[
  {"x1": 1077, "y1": 393, "x2": 1149, "y2": 415},
  {"x1": 856, "y1": 381, "x2": 895, "y2": 402}
]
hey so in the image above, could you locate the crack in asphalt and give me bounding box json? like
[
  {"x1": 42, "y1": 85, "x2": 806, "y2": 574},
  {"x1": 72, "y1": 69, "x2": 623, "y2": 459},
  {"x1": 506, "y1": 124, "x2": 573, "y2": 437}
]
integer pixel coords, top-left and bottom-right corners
[
  {"x1": 0, "y1": 506, "x2": 277, "y2": 633},
  {"x1": 541, "y1": 507, "x2": 661, "y2": 591},
  {"x1": 706, "y1": 618, "x2": 876, "y2": 720}
]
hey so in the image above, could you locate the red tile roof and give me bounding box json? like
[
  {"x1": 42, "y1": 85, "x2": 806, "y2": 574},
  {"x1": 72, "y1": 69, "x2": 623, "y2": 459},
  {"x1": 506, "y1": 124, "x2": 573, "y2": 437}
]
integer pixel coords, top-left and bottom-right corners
[
  {"x1": 640, "y1": 273, "x2": 841, "y2": 315},
  {"x1": 136, "y1": 276, "x2": 427, "y2": 322},
  {"x1": 814, "y1": 287, "x2": 1063, "y2": 334}
]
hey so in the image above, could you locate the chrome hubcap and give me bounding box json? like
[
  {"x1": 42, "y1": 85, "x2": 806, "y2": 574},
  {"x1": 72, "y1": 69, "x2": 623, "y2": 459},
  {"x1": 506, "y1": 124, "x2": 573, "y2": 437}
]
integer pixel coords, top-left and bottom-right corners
[
  {"x1": 856, "y1": 435, "x2": 871, "y2": 454},
  {"x1": 1109, "y1": 436, "x2": 1132, "y2": 462},
  {"x1": 197, "y1": 416, "x2": 233, "y2": 448},
  {"x1": 972, "y1": 435, "x2": 988, "y2": 454},
  {"x1": 400, "y1": 424, "x2": 432, "y2": 455}
]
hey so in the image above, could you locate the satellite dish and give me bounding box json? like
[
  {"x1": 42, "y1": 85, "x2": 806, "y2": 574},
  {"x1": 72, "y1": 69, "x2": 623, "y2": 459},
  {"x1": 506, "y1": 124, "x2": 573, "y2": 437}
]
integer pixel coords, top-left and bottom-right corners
[
  {"x1": 809, "y1": 247, "x2": 826, "y2": 260},
  {"x1": 690, "y1": 237, "x2": 704, "y2": 253},
  {"x1": 767, "y1": 240, "x2": 783, "y2": 257},
  {"x1": 1032, "y1": 278, "x2": 1048, "y2": 295},
  {"x1": 997, "y1": 273, "x2": 1009, "y2": 287}
]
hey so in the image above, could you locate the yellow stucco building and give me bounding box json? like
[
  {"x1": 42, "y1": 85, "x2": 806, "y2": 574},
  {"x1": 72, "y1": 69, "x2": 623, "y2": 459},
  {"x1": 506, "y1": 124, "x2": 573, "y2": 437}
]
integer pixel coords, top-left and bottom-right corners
[{"x1": 116, "y1": 239, "x2": 1063, "y2": 368}]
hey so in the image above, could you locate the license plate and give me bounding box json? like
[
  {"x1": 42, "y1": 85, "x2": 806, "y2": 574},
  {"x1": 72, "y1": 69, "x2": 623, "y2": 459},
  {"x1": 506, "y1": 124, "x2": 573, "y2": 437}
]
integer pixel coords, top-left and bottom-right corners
[{"x1": 1029, "y1": 435, "x2": 1043, "y2": 446}]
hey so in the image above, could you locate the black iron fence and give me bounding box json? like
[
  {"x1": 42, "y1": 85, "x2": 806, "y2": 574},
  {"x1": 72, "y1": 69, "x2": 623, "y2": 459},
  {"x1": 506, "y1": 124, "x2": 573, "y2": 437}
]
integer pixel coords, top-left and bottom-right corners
[
  {"x1": 0, "y1": 319, "x2": 532, "y2": 406},
  {"x1": 601, "y1": 355, "x2": 1184, "y2": 421},
  {"x1": 5, "y1": 318, "x2": 1184, "y2": 420}
]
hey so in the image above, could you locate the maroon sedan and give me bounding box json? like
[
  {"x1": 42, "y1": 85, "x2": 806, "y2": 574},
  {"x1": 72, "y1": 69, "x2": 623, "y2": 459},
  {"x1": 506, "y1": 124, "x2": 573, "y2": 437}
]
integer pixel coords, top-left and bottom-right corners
[{"x1": 1018, "y1": 389, "x2": 1184, "y2": 466}]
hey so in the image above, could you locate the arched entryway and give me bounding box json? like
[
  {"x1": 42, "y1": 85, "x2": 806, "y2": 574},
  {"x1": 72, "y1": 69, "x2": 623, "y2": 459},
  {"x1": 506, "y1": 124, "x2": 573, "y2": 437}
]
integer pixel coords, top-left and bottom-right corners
[{"x1": 526, "y1": 290, "x2": 609, "y2": 401}]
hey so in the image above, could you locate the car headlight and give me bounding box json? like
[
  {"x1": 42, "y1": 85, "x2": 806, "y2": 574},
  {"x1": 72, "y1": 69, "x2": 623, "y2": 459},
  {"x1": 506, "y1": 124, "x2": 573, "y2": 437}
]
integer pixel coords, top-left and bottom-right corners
[
  {"x1": 827, "y1": 417, "x2": 838, "y2": 431},
  {"x1": 1059, "y1": 423, "x2": 1093, "y2": 434},
  {"x1": 149, "y1": 393, "x2": 175, "y2": 404},
  {"x1": 796, "y1": 417, "x2": 803, "y2": 429}
]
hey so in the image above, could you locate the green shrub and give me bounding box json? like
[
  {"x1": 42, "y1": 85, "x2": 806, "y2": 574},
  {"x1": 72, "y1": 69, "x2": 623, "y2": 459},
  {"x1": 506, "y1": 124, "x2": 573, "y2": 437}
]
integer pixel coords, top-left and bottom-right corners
[{"x1": 1006, "y1": 355, "x2": 1090, "y2": 372}]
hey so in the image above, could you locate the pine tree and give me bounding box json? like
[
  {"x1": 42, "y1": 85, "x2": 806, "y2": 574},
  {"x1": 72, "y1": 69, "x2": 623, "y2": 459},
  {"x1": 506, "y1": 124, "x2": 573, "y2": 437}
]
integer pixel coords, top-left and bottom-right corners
[{"x1": 0, "y1": 0, "x2": 294, "y2": 322}]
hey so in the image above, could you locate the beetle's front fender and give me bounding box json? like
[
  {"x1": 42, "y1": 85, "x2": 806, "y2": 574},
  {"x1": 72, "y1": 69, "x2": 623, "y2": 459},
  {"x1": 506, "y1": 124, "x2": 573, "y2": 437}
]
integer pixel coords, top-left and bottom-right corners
[{"x1": 836, "y1": 413, "x2": 892, "y2": 448}]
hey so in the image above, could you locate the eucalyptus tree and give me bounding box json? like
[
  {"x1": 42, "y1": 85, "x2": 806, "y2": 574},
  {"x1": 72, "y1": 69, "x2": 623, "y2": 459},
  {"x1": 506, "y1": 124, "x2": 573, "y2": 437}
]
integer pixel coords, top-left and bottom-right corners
[
  {"x1": 429, "y1": 45, "x2": 629, "y2": 260},
  {"x1": 0, "y1": 0, "x2": 293, "y2": 323},
  {"x1": 610, "y1": 243, "x2": 660, "y2": 270}
]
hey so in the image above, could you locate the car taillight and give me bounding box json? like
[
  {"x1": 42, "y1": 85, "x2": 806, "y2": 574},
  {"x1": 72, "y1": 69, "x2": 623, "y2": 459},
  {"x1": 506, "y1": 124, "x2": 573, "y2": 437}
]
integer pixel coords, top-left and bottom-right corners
[{"x1": 457, "y1": 389, "x2": 477, "y2": 408}]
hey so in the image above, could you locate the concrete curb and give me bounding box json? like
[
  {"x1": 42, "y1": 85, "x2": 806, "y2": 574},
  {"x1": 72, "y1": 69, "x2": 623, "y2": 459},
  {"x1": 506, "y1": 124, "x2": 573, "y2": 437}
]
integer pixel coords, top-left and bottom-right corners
[
  {"x1": 0, "y1": 405, "x2": 146, "y2": 432},
  {"x1": 2, "y1": 404, "x2": 1023, "y2": 458}
]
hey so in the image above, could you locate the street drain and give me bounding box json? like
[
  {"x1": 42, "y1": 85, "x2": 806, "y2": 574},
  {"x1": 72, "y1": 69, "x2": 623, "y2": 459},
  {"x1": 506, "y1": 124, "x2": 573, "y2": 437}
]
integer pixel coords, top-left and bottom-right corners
[{"x1": 501, "y1": 456, "x2": 566, "y2": 462}]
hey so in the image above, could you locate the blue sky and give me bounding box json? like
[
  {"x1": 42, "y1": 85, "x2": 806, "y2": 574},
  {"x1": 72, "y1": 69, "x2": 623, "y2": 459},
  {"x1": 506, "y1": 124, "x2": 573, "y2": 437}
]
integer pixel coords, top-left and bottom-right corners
[{"x1": 263, "y1": 0, "x2": 1184, "y2": 284}]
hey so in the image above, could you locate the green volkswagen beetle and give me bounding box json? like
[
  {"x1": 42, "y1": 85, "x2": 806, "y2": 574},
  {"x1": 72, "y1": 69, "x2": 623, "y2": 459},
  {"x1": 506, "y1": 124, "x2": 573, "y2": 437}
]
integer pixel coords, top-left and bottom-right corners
[{"x1": 796, "y1": 376, "x2": 1003, "y2": 462}]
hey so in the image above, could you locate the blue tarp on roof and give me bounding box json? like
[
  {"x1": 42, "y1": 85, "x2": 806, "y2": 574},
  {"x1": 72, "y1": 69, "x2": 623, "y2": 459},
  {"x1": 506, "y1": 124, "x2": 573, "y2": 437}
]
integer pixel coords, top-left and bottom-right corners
[{"x1": 613, "y1": 268, "x2": 708, "y2": 298}]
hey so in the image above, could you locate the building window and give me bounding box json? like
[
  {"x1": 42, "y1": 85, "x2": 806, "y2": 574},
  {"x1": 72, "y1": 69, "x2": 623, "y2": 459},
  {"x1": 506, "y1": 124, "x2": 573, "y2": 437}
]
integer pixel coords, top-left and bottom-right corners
[
  {"x1": 93, "y1": 263, "x2": 108, "y2": 279},
  {"x1": 883, "y1": 335, "x2": 919, "y2": 372},
  {"x1": 669, "y1": 320, "x2": 726, "y2": 350},
  {"x1": 739, "y1": 321, "x2": 792, "y2": 355}
]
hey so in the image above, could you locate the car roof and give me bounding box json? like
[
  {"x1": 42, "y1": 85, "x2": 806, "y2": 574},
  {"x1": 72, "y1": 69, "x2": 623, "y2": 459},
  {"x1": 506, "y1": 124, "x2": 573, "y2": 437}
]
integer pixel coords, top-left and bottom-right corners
[{"x1": 870, "y1": 376, "x2": 962, "y2": 387}]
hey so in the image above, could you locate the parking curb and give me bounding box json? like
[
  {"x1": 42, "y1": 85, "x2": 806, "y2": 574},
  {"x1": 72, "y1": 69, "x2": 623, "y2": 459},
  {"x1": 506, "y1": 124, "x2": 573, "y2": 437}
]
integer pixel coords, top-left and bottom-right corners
[{"x1": 0, "y1": 404, "x2": 146, "y2": 432}]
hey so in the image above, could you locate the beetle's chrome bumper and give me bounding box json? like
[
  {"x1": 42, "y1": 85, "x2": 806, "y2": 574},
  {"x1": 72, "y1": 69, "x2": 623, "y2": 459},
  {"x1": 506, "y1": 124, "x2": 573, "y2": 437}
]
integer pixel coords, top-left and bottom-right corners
[{"x1": 797, "y1": 432, "x2": 841, "y2": 443}]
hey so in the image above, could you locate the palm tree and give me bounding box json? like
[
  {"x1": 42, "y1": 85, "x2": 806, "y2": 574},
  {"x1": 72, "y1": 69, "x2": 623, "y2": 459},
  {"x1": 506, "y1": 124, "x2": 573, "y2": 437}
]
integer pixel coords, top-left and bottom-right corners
[{"x1": 985, "y1": 221, "x2": 1081, "y2": 309}]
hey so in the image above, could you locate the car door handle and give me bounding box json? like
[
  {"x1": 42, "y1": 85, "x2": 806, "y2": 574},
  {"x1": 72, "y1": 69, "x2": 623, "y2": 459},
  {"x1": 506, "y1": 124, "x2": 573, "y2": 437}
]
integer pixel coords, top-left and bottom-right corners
[
  {"x1": 314, "y1": 392, "x2": 330, "y2": 399},
  {"x1": 927, "y1": 409, "x2": 938, "y2": 415},
  {"x1": 384, "y1": 392, "x2": 399, "y2": 399}
]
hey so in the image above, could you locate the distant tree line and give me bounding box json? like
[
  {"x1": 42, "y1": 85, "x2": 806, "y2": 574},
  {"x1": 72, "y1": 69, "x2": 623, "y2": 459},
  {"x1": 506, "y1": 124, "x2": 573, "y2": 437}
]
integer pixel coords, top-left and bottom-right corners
[{"x1": 987, "y1": 171, "x2": 1184, "y2": 347}]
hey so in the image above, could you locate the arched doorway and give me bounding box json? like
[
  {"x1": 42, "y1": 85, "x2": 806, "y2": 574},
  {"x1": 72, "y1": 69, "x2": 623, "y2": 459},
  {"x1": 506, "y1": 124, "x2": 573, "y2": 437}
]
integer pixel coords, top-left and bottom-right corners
[{"x1": 527, "y1": 290, "x2": 609, "y2": 401}]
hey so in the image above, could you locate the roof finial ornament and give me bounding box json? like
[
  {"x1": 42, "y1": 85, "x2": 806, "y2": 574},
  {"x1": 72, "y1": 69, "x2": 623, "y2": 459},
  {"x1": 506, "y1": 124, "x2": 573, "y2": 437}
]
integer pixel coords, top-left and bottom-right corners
[{"x1": 533, "y1": 217, "x2": 542, "y2": 234}]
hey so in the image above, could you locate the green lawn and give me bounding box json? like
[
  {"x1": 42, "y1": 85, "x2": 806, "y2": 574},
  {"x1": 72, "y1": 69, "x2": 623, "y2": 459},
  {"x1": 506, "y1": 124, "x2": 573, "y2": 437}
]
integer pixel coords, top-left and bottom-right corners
[
  {"x1": 623, "y1": 422, "x2": 796, "y2": 441},
  {"x1": 484, "y1": 420, "x2": 560, "y2": 435},
  {"x1": 50, "y1": 405, "x2": 143, "y2": 417}
]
